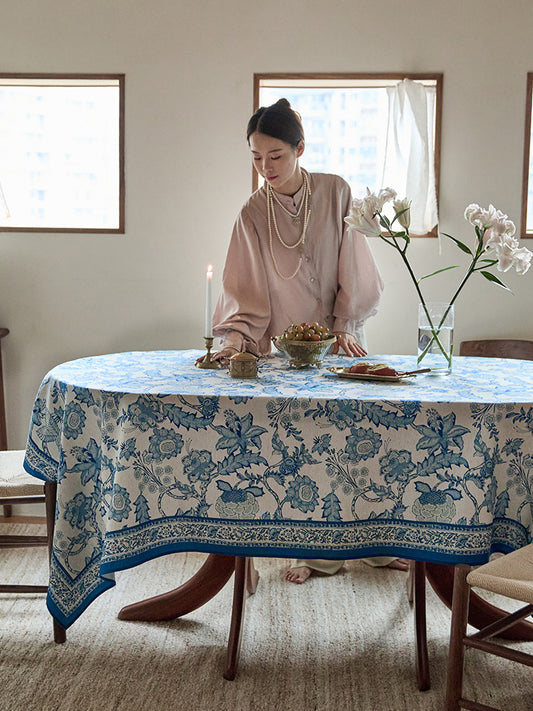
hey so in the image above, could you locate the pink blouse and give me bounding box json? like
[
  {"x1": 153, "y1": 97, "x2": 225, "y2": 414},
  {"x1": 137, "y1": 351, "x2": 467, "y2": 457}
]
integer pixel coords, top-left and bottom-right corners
[{"x1": 213, "y1": 173, "x2": 384, "y2": 357}]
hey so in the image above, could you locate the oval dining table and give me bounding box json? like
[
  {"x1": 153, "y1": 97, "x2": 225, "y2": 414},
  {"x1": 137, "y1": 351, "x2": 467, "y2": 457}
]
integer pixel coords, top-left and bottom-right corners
[{"x1": 24, "y1": 349, "x2": 533, "y2": 686}]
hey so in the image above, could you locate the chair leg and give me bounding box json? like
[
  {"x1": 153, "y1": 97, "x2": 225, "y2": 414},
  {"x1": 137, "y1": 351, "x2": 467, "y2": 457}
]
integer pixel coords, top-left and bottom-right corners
[
  {"x1": 223, "y1": 556, "x2": 247, "y2": 681},
  {"x1": 413, "y1": 561, "x2": 430, "y2": 691},
  {"x1": 45, "y1": 481, "x2": 66, "y2": 644},
  {"x1": 446, "y1": 564, "x2": 470, "y2": 711}
]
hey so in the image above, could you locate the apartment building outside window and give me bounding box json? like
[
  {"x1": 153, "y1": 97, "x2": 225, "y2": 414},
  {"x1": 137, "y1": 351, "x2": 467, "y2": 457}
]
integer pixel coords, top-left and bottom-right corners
[{"x1": 255, "y1": 73, "x2": 442, "y2": 237}]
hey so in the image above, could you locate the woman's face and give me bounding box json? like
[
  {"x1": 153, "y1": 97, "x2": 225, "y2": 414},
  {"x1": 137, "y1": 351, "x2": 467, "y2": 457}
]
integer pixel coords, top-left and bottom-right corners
[{"x1": 249, "y1": 132, "x2": 304, "y2": 196}]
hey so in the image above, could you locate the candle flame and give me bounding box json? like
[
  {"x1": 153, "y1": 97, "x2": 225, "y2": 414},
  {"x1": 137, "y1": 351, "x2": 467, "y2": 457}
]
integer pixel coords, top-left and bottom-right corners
[{"x1": 207, "y1": 264, "x2": 213, "y2": 278}]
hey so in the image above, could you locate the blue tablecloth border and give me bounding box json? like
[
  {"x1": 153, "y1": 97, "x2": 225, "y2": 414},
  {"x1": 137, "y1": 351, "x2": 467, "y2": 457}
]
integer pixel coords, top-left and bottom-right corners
[{"x1": 46, "y1": 514, "x2": 528, "y2": 630}]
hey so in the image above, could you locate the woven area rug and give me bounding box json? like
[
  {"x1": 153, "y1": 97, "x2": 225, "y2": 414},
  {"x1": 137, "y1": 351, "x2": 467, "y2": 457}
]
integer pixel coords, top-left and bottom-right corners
[{"x1": 1, "y1": 522, "x2": 533, "y2": 711}]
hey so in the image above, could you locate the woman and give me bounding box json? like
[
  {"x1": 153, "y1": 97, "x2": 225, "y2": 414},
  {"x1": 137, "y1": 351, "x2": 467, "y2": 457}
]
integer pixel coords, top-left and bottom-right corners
[{"x1": 212, "y1": 99, "x2": 396, "y2": 583}]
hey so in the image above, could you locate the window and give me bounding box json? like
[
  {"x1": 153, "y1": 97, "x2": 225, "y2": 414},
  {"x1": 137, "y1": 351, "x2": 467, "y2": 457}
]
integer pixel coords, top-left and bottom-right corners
[
  {"x1": 254, "y1": 73, "x2": 442, "y2": 236},
  {"x1": 0, "y1": 74, "x2": 124, "y2": 233},
  {"x1": 521, "y1": 73, "x2": 533, "y2": 238}
]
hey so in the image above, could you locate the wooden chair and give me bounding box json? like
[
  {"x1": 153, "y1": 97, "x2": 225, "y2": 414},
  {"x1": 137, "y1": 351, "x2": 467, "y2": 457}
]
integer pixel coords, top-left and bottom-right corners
[
  {"x1": 0, "y1": 327, "x2": 65, "y2": 641},
  {"x1": 459, "y1": 339, "x2": 533, "y2": 360},
  {"x1": 0, "y1": 449, "x2": 48, "y2": 594},
  {"x1": 446, "y1": 544, "x2": 533, "y2": 711},
  {"x1": 0, "y1": 326, "x2": 48, "y2": 583}
]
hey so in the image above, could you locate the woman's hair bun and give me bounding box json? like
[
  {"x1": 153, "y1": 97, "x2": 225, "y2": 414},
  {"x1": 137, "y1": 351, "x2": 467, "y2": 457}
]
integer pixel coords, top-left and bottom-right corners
[{"x1": 247, "y1": 97, "x2": 304, "y2": 147}]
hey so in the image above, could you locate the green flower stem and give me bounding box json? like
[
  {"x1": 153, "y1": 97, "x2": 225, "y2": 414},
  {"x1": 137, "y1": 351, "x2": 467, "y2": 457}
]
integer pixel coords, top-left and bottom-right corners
[
  {"x1": 415, "y1": 228, "x2": 487, "y2": 364},
  {"x1": 386, "y1": 228, "x2": 451, "y2": 365},
  {"x1": 380, "y1": 213, "x2": 492, "y2": 368}
]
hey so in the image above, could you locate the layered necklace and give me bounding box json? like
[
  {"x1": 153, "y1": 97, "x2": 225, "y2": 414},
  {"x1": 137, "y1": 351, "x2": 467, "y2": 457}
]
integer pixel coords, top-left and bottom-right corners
[{"x1": 266, "y1": 168, "x2": 312, "y2": 280}]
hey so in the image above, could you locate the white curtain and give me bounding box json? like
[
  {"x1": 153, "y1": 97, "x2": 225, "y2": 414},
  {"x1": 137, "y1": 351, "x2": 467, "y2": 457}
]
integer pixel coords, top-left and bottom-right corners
[
  {"x1": 0, "y1": 180, "x2": 9, "y2": 219},
  {"x1": 381, "y1": 79, "x2": 438, "y2": 234}
]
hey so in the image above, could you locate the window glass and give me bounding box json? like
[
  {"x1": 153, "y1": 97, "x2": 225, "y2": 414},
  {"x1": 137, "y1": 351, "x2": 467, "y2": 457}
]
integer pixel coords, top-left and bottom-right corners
[
  {"x1": 0, "y1": 74, "x2": 124, "y2": 233},
  {"x1": 255, "y1": 74, "x2": 442, "y2": 236},
  {"x1": 259, "y1": 85, "x2": 388, "y2": 198}
]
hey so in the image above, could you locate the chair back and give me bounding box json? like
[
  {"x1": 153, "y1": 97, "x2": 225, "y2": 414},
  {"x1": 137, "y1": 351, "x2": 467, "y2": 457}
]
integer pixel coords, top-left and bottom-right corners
[{"x1": 459, "y1": 339, "x2": 533, "y2": 360}]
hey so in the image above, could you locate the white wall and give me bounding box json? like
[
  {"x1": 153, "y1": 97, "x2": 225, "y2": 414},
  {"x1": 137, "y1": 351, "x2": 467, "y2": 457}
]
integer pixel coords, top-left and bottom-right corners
[{"x1": 1, "y1": 0, "x2": 532, "y2": 448}]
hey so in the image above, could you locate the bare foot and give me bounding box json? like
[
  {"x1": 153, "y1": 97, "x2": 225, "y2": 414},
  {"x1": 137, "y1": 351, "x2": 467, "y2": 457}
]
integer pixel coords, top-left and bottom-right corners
[
  {"x1": 387, "y1": 558, "x2": 409, "y2": 572},
  {"x1": 285, "y1": 566, "x2": 313, "y2": 584}
]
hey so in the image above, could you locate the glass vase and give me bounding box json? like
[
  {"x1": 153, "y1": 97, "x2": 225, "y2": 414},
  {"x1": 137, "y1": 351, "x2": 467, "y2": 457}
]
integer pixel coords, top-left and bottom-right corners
[{"x1": 417, "y1": 302, "x2": 454, "y2": 375}]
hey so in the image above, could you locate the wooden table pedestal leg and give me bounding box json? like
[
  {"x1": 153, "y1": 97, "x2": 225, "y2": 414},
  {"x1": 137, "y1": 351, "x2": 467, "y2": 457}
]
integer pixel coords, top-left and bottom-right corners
[{"x1": 118, "y1": 553, "x2": 237, "y2": 621}]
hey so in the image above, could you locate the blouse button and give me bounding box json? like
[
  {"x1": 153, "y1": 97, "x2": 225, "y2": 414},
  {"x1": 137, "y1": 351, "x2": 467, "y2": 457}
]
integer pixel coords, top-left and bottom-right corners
[{"x1": 310, "y1": 277, "x2": 315, "y2": 283}]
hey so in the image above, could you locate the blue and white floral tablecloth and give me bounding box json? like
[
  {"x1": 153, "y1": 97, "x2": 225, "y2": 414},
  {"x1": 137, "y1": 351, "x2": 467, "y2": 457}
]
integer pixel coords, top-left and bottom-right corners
[{"x1": 24, "y1": 350, "x2": 533, "y2": 628}]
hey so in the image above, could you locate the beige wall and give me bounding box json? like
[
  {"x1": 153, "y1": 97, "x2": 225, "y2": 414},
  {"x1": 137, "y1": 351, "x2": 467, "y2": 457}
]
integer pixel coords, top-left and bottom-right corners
[{"x1": 1, "y1": 0, "x2": 532, "y2": 448}]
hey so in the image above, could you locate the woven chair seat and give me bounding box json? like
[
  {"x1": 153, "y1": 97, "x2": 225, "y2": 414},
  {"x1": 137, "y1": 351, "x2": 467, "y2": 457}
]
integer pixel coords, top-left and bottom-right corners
[
  {"x1": 467, "y1": 543, "x2": 533, "y2": 605},
  {"x1": 0, "y1": 450, "x2": 44, "y2": 498}
]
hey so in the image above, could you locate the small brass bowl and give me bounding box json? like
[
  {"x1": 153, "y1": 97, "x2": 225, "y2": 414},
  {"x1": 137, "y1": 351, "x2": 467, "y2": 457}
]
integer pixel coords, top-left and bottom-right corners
[{"x1": 272, "y1": 335, "x2": 337, "y2": 369}]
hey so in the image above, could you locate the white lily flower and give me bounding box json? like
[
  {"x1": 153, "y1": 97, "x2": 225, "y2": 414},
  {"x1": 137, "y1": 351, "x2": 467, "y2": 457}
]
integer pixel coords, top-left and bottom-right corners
[
  {"x1": 393, "y1": 198, "x2": 411, "y2": 230},
  {"x1": 344, "y1": 199, "x2": 382, "y2": 237},
  {"x1": 377, "y1": 187, "x2": 397, "y2": 209},
  {"x1": 511, "y1": 246, "x2": 532, "y2": 275},
  {"x1": 484, "y1": 230, "x2": 518, "y2": 255},
  {"x1": 464, "y1": 203, "x2": 484, "y2": 225},
  {"x1": 495, "y1": 240, "x2": 521, "y2": 272}
]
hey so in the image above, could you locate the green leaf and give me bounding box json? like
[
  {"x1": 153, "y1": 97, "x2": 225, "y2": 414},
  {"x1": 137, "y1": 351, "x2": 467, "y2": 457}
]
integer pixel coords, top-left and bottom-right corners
[
  {"x1": 441, "y1": 232, "x2": 473, "y2": 255},
  {"x1": 419, "y1": 265, "x2": 460, "y2": 281},
  {"x1": 480, "y1": 271, "x2": 512, "y2": 291},
  {"x1": 392, "y1": 208, "x2": 410, "y2": 225}
]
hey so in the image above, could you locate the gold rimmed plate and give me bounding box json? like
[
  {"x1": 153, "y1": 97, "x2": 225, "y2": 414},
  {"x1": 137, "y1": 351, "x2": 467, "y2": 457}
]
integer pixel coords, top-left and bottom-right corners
[{"x1": 325, "y1": 366, "x2": 431, "y2": 382}]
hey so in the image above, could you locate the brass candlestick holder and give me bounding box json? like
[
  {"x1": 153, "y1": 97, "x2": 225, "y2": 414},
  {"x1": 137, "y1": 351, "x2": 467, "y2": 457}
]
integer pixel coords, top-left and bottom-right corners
[{"x1": 196, "y1": 336, "x2": 221, "y2": 369}]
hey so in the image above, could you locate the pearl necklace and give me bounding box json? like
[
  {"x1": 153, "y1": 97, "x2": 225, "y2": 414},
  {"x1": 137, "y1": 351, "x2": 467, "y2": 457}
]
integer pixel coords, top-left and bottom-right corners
[
  {"x1": 270, "y1": 184, "x2": 306, "y2": 223},
  {"x1": 266, "y1": 169, "x2": 312, "y2": 280}
]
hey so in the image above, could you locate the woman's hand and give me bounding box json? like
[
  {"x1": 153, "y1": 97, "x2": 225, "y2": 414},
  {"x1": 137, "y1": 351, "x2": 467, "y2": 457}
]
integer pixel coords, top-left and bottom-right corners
[
  {"x1": 332, "y1": 332, "x2": 367, "y2": 357},
  {"x1": 209, "y1": 346, "x2": 240, "y2": 366}
]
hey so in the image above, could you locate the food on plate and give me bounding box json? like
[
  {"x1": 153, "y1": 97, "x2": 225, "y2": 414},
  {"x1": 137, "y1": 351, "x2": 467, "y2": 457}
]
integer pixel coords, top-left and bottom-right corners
[
  {"x1": 281, "y1": 321, "x2": 333, "y2": 342},
  {"x1": 348, "y1": 361, "x2": 373, "y2": 373},
  {"x1": 348, "y1": 362, "x2": 399, "y2": 377},
  {"x1": 368, "y1": 364, "x2": 399, "y2": 377}
]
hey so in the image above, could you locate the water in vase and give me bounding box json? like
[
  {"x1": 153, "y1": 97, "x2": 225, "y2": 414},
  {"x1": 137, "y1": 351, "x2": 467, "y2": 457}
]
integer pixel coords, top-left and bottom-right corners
[{"x1": 417, "y1": 327, "x2": 454, "y2": 375}]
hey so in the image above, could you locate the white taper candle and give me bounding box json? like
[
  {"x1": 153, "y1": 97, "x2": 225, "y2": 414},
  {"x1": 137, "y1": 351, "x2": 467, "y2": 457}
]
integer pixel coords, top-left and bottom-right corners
[{"x1": 205, "y1": 264, "x2": 213, "y2": 338}]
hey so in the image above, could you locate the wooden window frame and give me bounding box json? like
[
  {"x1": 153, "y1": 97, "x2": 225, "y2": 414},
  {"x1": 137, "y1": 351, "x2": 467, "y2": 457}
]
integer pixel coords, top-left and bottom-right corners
[
  {"x1": 0, "y1": 73, "x2": 125, "y2": 234},
  {"x1": 521, "y1": 72, "x2": 533, "y2": 238},
  {"x1": 253, "y1": 72, "x2": 443, "y2": 238}
]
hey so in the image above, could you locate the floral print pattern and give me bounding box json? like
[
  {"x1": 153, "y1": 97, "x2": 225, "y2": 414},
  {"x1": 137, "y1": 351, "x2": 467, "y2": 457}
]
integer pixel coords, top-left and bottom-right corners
[
  {"x1": 287, "y1": 474, "x2": 319, "y2": 513},
  {"x1": 23, "y1": 349, "x2": 533, "y2": 628}
]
